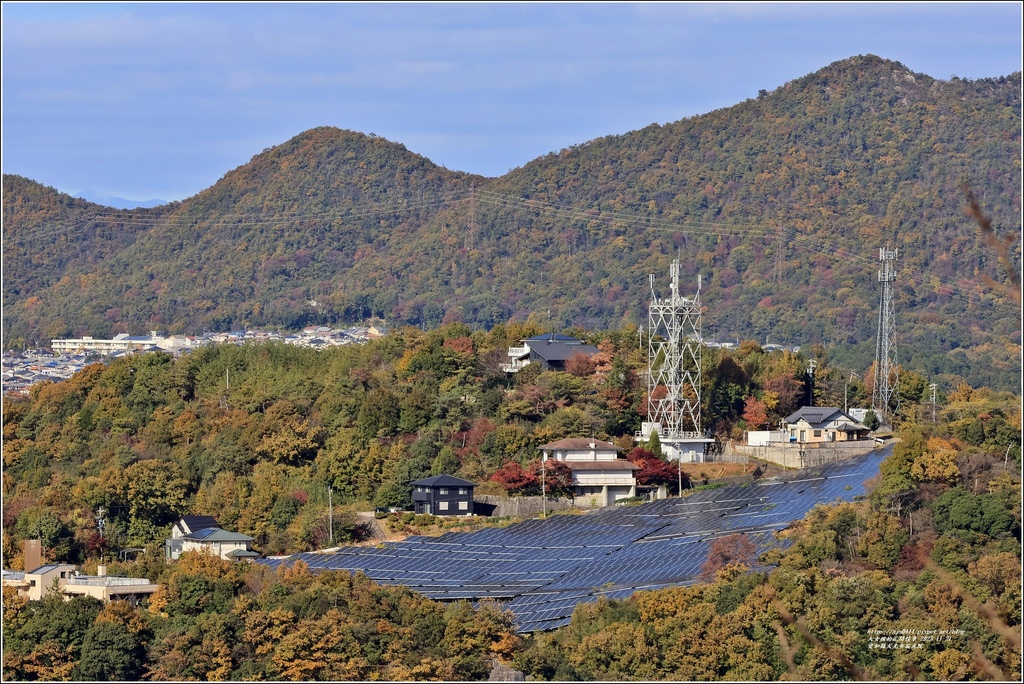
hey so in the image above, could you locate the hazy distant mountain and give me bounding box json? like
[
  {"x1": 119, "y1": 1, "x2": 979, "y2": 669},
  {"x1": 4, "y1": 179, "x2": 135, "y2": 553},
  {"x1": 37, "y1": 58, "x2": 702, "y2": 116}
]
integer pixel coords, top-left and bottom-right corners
[
  {"x1": 73, "y1": 190, "x2": 168, "y2": 209},
  {"x1": 3, "y1": 55, "x2": 1021, "y2": 390}
]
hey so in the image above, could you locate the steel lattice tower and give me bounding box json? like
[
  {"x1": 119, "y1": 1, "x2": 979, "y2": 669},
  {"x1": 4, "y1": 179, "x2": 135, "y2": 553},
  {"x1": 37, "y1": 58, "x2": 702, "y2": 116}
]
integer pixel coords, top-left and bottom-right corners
[
  {"x1": 647, "y1": 259, "x2": 704, "y2": 439},
  {"x1": 872, "y1": 247, "x2": 900, "y2": 424}
]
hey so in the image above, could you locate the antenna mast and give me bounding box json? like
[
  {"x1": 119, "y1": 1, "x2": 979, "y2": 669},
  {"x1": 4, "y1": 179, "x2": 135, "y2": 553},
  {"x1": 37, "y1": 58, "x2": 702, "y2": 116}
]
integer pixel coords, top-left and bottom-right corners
[{"x1": 872, "y1": 247, "x2": 899, "y2": 425}]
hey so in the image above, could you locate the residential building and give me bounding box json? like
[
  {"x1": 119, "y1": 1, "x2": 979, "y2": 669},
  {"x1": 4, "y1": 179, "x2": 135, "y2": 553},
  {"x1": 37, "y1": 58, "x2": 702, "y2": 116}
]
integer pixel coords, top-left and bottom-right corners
[
  {"x1": 1, "y1": 563, "x2": 158, "y2": 604},
  {"x1": 2, "y1": 563, "x2": 76, "y2": 602},
  {"x1": 411, "y1": 474, "x2": 476, "y2": 516},
  {"x1": 502, "y1": 334, "x2": 600, "y2": 373},
  {"x1": 538, "y1": 438, "x2": 638, "y2": 506},
  {"x1": 170, "y1": 514, "x2": 220, "y2": 539},
  {"x1": 166, "y1": 516, "x2": 258, "y2": 561},
  {"x1": 51, "y1": 330, "x2": 194, "y2": 355},
  {"x1": 783, "y1": 407, "x2": 870, "y2": 444}
]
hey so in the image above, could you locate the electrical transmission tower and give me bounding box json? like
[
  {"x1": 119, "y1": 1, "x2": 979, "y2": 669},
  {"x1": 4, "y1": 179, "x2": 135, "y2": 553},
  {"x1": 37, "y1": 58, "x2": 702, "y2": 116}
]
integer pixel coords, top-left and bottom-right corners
[
  {"x1": 647, "y1": 259, "x2": 705, "y2": 441},
  {"x1": 872, "y1": 247, "x2": 900, "y2": 425}
]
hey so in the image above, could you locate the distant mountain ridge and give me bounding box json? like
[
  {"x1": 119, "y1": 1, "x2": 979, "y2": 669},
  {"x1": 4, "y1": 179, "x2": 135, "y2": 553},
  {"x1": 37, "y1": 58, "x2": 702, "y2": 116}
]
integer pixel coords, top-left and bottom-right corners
[
  {"x1": 72, "y1": 191, "x2": 168, "y2": 209},
  {"x1": 3, "y1": 55, "x2": 1021, "y2": 390}
]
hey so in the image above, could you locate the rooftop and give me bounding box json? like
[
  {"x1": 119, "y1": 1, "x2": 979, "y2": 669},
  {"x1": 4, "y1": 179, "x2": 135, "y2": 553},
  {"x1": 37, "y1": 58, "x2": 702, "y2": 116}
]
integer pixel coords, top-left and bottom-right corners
[
  {"x1": 784, "y1": 406, "x2": 848, "y2": 425},
  {"x1": 539, "y1": 438, "x2": 620, "y2": 451},
  {"x1": 526, "y1": 340, "x2": 600, "y2": 363},
  {"x1": 183, "y1": 527, "x2": 255, "y2": 542},
  {"x1": 26, "y1": 563, "x2": 75, "y2": 575},
  {"x1": 563, "y1": 461, "x2": 639, "y2": 471},
  {"x1": 412, "y1": 474, "x2": 477, "y2": 488},
  {"x1": 179, "y1": 515, "x2": 220, "y2": 532}
]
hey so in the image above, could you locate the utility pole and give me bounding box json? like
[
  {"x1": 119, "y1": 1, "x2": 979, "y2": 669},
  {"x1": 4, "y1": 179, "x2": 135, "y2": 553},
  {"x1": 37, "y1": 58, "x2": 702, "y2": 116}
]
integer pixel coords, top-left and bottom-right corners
[
  {"x1": 541, "y1": 454, "x2": 547, "y2": 519},
  {"x1": 328, "y1": 486, "x2": 333, "y2": 546},
  {"x1": 807, "y1": 359, "x2": 817, "y2": 407},
  {"x1": 929, "y1": 383, "x2": 938, "y2": 424},
  {"x1": 845, "y1": 371, "x2": 859, "y2": 414}
]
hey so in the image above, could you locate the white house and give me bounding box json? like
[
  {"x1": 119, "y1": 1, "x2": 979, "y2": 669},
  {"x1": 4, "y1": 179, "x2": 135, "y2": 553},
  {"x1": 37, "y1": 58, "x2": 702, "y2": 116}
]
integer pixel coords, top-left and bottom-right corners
[
  {"x1": 170, "y1": 515, "x2": 220, "y2": 539},
  {"x1": 166, "y1": 516, "x2": 258, "y2": 561},
  {"x1": 2, "y1": 563, "x2": 158, "y2": 604},
  {"x1": 539, "y1": 437, "x2": 638, "y2": 506},
  {"x1": 783, "y1": 407, "x2": 870, "y2": 444}
]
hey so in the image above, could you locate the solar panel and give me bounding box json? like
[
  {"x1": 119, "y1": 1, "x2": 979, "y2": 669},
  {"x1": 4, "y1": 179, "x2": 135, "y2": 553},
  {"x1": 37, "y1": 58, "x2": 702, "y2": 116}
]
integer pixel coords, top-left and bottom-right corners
[{"x1": 256, "y1": 446, "x2": 890, "y2": 632}]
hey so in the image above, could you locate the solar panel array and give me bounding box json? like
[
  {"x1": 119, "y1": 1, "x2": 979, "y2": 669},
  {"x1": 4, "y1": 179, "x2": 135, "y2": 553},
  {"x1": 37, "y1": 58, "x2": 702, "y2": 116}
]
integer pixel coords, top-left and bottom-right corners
[{"x1": 258, "y1": 447, "x2": 890, "y2": 632}]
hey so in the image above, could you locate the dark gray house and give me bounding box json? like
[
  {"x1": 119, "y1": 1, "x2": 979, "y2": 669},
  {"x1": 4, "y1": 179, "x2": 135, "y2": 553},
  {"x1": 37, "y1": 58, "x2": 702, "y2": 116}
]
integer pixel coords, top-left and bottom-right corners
[
  {"x1": 411, "y1": 474, "x2": 476, "y2": 516},
  {"x1": 502, "y1": 333, "x2": 600, "y2": 373}
]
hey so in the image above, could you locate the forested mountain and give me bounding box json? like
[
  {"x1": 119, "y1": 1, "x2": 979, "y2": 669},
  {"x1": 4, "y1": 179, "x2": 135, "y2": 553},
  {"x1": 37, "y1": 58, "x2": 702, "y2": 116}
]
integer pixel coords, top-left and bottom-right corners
[{"x1": 3, "y1": 55, "x2": 1020, "y2": 389}]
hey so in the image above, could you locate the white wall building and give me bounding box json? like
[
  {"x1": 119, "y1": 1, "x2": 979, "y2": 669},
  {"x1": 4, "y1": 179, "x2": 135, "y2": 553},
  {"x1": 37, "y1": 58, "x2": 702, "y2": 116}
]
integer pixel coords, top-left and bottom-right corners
[
  {"x1": 2, "y1": 563, "x2": 158, "y2": 604},
  {"x1": 51, "y1": 331, "x2": 194, "y2": 355},
  {"x1": 539, "y1": 438, "x2": 638, "y2": 507}
]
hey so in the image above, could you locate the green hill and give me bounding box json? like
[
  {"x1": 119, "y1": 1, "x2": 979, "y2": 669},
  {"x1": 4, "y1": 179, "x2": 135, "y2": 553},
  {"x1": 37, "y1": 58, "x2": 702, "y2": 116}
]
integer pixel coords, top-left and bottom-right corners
[{"x1": 3, "y1": 55, "x2": 1020, "y2": 389}]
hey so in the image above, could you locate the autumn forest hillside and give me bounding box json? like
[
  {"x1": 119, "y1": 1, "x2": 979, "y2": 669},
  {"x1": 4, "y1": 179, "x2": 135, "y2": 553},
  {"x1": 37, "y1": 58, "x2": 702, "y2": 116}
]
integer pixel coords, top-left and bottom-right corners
[
  {"x1": 1, "y1": 322, "x2": 1020, "y2": 680},
  {"x1": 3, "y1": 55, "x2": 1021, "y2": 391}
]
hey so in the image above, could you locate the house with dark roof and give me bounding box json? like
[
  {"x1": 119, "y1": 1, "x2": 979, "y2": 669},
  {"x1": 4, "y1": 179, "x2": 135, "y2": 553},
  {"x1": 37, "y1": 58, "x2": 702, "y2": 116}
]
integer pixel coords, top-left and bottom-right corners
[
  {"x1": 539, "y1": 438, "x2": 639, "y2": 506},
  {"x1": 166, "y1": 516, "x2": 258, "y2": 561},
  {"x1": 171, "y1": 515, "x2": 220, "y2": 538},
  {"x1": 502, "y1": 334, "x2": 600, "y2": 373},
  {"x1": 411, "y1": 474, "x2": 476, "y2": 516},
  {"x1": 784, "y1": 407, "x2": 870, "y2": 444}
]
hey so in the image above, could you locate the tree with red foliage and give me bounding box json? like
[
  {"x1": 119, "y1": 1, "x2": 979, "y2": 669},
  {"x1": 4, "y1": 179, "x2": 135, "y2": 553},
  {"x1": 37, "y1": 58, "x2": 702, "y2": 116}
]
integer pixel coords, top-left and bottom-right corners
[
  {"x1": 627, "y1": 447, "x2": 685, "y2": 492},
  {"x1": 564, "y1": 352, "x2": 596, "y2": 377},
  {"x1": 700, "y1": 532, "x2": 758, "y2": 581},
  {"x1": 443, "y1": 336, "x2": 474, "y2": 355},
  {"x1": 741, "y1": 396, "x2": 769, "y2": 430},
  {"x1": 490, "y1": 461, "x2": 539, "y2": 496},
  {"x1": 536, "y1": 458, "x2": 575, "y2": 501}
]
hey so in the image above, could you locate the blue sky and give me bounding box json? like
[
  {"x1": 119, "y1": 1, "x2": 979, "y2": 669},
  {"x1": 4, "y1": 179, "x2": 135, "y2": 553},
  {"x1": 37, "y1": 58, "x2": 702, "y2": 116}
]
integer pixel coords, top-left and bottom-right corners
[{"x1": 3, "y1": 2, "x2": 1021, "y2": 203}]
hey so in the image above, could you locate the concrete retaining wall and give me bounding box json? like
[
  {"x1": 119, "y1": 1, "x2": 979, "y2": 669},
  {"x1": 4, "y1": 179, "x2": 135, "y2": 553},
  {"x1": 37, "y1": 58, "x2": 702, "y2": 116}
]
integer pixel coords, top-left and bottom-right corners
[
  {"x1": 728, "y1": 440, "x2": 879, "y2": 469},
  {"x1": 473, "y1": 494, "x2": 596, "y2": 519}
]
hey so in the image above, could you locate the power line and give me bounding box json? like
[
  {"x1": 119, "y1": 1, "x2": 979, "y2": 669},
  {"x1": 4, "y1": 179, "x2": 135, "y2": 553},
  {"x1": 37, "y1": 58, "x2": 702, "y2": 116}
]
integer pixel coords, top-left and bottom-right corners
[
  {"x1": 473, "y1": 190, "x2": 1019, "y2": 315},
  {"x1": 4, "y1": 187, "x2": 1018, "y2": 315}
]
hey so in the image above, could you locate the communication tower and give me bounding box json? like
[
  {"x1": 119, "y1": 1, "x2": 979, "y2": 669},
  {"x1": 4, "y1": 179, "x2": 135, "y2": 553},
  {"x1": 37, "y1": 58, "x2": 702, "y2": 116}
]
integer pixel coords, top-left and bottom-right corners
[
  {"x1": 641, "y1": 259, "x2": 713, "y2": 461},
  {"x1": 872, "y1": 247, "x2": 900, "y2": 425}
]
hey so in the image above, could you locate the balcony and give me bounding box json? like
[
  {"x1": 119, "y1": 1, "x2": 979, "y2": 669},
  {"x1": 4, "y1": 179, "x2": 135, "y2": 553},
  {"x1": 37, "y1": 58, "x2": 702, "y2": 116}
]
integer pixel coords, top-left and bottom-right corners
[
  {"x1": 66, "y1": 576, "x2": 152, "y2": 587},
  {"x1": 501, "y1": 358, "x2": 532, "y2": 373}
]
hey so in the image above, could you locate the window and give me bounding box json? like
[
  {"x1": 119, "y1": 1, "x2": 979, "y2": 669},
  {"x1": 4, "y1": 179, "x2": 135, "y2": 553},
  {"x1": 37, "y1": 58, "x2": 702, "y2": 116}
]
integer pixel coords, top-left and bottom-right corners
[
  {"x1": 438, "y1": 501, "x2": 449, "y2": 511},
  {"x1": 459, "y1": 501, "x2": 469, "y2": 510},
  {"x1": 439, "y1": 488, "x2": 448, "y2": 495},
  {"x1": 813, "y1": 430, "x2": 821, "y2": 437},
  {"x1": 458, "y1": 488, "x2": 467, "y2": 495},
  {"x1": 799, "y1": 430, "x2": 806, "y2": 442}
]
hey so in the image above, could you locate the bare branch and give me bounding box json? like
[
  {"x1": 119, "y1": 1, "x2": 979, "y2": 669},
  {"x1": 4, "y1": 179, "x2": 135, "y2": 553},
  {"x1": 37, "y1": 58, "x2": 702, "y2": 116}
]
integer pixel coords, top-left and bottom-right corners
[{"x1": 962, "y1": 183, "x2": 1021, "y2": 305}]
